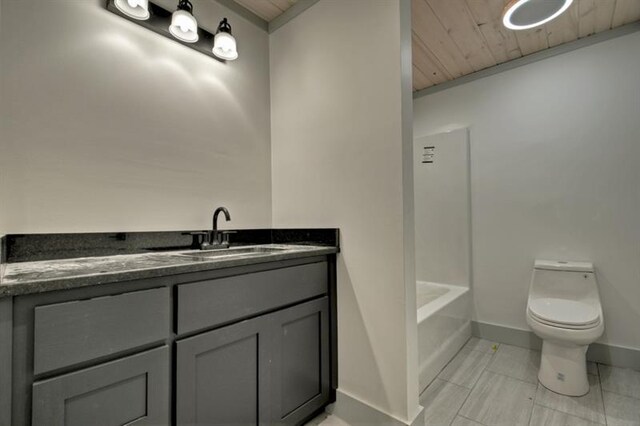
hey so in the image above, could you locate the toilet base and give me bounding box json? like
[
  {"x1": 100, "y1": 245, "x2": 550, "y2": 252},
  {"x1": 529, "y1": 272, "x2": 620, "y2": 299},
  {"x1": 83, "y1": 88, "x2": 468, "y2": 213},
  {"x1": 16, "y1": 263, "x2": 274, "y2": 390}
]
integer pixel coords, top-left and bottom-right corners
[{"x1": 538, "y1": 340, "x2": 589, "y2": 396}]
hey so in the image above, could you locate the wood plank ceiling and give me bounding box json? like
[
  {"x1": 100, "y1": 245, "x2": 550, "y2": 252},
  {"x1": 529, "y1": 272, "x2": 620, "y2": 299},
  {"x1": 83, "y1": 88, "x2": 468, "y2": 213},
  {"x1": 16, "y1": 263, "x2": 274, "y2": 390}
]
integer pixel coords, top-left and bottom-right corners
[
  {"x1": 232, "y1": 0, "x2": 640, "y2": 92},
  {"x1": 413, "y1": 0, "x2": 640, "y2": 92}
]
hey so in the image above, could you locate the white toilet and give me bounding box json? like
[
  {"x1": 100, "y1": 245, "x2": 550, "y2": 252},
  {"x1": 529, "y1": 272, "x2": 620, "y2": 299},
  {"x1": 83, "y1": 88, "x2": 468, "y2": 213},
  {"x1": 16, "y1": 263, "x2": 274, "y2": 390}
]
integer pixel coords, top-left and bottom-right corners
[{"x1": 526, "y1": 260, "x2": 604, "y2": 396}]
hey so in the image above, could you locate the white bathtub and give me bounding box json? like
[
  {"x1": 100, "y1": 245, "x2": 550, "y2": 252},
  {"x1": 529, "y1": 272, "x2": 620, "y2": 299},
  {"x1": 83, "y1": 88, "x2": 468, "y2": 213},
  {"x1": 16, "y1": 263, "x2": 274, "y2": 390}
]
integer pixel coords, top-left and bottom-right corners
[{"x1": 417, "y1": 281, "x2": 471, "y2": 394}]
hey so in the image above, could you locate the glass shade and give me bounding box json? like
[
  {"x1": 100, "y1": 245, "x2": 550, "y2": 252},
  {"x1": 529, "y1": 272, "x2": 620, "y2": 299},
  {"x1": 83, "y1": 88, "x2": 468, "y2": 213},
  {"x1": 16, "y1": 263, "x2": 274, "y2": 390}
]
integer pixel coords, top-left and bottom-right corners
[
  {"x1": 114, "y1": 0, "x2": 150, "y2": 20},
  {"x1": 212, "y1": 32, "x2": 238, "y2": 60},
  {"x1": 169, "y1": 9, "x2": 199, "y2": 43}
]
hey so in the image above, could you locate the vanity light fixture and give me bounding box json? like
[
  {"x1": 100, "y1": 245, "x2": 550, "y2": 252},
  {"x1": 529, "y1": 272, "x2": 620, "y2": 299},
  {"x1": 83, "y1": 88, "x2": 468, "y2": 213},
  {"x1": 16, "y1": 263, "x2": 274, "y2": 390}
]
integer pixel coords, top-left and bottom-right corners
[
  {"x1": 105, "y1": 0, "x2": 238, "y2": 62},
  {"x1": 212, "y1": 18, "x2": 238, "y2": 61},
  {"x1": 169, "y1": 0, "x2": 198, "y2": 43},
  {"x1": 502, "y1": 0, "x2": 574, "y2": 30},
  {"x1": 114, "y1": 0, "x2": 150, "y2": 20}
]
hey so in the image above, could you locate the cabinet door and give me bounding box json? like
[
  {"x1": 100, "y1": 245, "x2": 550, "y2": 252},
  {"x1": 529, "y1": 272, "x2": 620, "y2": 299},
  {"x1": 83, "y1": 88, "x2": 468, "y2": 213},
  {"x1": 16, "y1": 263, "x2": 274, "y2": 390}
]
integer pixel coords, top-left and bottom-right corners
[
  {"x1": 32, "y1": 346, "x2": 169, "y2": 426},
  {"x1": 270, "y1": 297, "x2": 330, "y2": 425},
  {"x1": 176, "y1": 316, "x2": 271, "y2": 426}
]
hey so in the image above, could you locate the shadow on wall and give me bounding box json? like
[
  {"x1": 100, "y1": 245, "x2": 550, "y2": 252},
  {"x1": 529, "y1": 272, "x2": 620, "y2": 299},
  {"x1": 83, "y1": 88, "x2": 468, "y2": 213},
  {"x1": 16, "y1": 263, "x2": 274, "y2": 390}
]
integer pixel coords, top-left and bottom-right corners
[
  {"x1": 334, "y1": 256, "x2": 395, "y2": 417},
  {"x1": 83, "y1": 7, "x2": 248, "y2": 123}
]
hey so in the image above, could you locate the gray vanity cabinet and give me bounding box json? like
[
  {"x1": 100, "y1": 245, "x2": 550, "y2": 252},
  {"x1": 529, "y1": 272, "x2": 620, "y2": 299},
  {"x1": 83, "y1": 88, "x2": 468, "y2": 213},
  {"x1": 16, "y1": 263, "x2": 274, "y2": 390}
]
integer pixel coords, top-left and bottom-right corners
[
  {"x1": 175, "y1": 315, "x2": 272, "y2": 425},
  {"x1": 176, "y1": 297, "x2": 331, "y2": 426},
  {"x1": 270, "y1": 297, "x2": 330, "y2": 425},
  {"x1": 8, "y1": 256, "x2": 336, "y2": 426},
  {"x1": 31, "y1": 346, "x2": 170, "y2": 426}
]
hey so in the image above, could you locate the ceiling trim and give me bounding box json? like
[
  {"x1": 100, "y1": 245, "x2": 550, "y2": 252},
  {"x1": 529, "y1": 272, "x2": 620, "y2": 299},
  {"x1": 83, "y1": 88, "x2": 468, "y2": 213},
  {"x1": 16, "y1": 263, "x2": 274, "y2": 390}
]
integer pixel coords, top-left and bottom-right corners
[
  {"x1": 269, "y1": 0, "x2": 321, "y2": 33},
  {"x1": 214, "y1": 0, "x2": 321, "y2": 34},
  {"x1": 414, "y1": 21, "x2": 640, "y2": 99},
  {"x1": 214, "y1": 0, "x2": 269, "y2": 32}
]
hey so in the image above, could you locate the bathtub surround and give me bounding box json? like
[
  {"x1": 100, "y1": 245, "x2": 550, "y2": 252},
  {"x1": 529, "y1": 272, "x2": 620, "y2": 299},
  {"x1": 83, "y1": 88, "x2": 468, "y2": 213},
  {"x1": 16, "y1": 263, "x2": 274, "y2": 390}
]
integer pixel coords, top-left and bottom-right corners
[
  {"x1": 0, "y1": 0, "x2": 272, "y2": 233},
  {"x1": 270, "y1": 0, "x2": 421, "y2": 424},
  {"x1": 416, "y1": 282, "x2": 471, "y2": 393},
  {"x1": 414, "y1": 31, "x2": 640, "y2": 352},
  {"x1": 413, "y1": 129, "x2": 471, "y2": 286}
]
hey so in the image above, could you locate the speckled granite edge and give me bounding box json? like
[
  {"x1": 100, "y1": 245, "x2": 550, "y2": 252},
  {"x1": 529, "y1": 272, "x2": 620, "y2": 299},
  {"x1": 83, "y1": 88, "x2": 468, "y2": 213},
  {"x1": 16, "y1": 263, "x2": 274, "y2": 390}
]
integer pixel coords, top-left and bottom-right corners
[
  {"x1": 6, "y1": 229, "x2": 339, "y2": 263},
  {"x1": 0, "y1": 246, "x2": 339, "y2": 298},
  {"x1": 0, "y1": 235, "x2": 5, "y2": 286}
]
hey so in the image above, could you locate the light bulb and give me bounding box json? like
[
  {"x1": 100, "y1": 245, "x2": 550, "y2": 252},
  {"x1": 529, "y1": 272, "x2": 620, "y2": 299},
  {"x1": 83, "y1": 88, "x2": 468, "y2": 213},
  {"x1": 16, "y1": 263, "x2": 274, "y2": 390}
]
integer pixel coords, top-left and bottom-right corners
[{"x1": 114, "y1": 0, "x2": 149, "y2": 20}]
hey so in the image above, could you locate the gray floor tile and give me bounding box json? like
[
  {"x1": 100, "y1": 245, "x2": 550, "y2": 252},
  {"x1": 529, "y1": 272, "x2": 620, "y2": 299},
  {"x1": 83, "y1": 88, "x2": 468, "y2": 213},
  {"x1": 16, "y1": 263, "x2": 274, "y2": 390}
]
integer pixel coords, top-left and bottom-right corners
[
  {"x1": 438, "y1": 348, "x2": 494, "y2": 389},
  {"x1": 599, "y1": 364, "x2": 640, "y2": 399},
  {"x1": 529, "y1": 405, "x2": 603, "y2": 426},
  {"x1": 459, "y1": 370, "x2": 536, "y2": 426},
  {"x1": 304, "y1": 412, "x2": 350, "y2": 426},
  {"x1": 535, "y1": 375, "x2": 605, "y2": 424},
  {"x1": 451, "y1": 416, "x2": 483, "y2": 426},
  {"x1": 420, "y1": 378, "x2": 470, "y2": 426},
  {"x1": 486, "y1": 344, "x2": 541, "y2": 384},
  {"x1": 463, "y1": 337, "x2": 499, "y2": 354},
  {"x1": 603, "y1": 391, "x2": 640, "y2": 426},
  {"x1": 587, "y1": 362, "x2": 598, "y2": 376}
]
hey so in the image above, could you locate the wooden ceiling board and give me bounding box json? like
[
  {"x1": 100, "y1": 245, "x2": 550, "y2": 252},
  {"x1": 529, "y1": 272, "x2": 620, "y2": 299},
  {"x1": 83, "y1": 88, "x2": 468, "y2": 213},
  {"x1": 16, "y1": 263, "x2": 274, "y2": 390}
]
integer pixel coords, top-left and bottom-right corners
[
  {"x1": 412, "y1": 0, "x2": 475, "y2": 78},
  {"x1": 514, "y1": 26, "x2": 549, "y2": 55},
  {"x1": 465, "y1": 0, "x2": 522, "y2": 63},
  {"x1": 578, "y1": 0, "x2": 598, "y2": 37},
  {"x1": 426, "y1": 0, "x2": 498, "y2": 71},
  {"x1": 612, "y1": 0, "x2": 640, "y2": 26},
  {"x1": 412, "y1": 36, "x2": 453, "y2": 84},
  {"x1": 413, "y1": 65, "x2": 434, "y2": 91},
  {"x1": 594, "y1": 0, "x2": 617, "y2": 32},
  {"x1": 412, "y1": 0, "x2": 640, "y2": 92},
  {"x1": 545, "y1": 3, "x2": 578, "y2": 47}
]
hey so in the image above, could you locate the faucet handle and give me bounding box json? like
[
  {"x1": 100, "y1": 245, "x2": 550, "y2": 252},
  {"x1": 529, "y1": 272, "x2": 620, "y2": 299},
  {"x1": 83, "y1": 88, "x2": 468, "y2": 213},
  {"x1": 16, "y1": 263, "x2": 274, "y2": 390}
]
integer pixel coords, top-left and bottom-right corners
[
  {"x1": 221, "y1": 230, "x2": 237, "y2": 244},
  {"x1": 183, "y1": 231, "x2": 210, "y2": 249}
]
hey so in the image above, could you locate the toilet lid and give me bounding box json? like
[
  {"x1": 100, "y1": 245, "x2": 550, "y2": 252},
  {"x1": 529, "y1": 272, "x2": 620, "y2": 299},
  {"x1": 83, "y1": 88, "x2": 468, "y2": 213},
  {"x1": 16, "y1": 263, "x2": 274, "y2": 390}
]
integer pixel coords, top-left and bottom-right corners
[{"x1": 529, "y1": 298, "x2": 600, "y2": 326}]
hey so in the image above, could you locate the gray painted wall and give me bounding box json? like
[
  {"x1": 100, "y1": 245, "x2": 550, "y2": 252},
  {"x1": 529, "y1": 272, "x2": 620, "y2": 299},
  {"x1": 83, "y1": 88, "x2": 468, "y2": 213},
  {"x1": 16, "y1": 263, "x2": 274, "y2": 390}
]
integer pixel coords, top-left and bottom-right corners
[{"x1": 0, "y1": 0, "x2": 272, "y2": 233}]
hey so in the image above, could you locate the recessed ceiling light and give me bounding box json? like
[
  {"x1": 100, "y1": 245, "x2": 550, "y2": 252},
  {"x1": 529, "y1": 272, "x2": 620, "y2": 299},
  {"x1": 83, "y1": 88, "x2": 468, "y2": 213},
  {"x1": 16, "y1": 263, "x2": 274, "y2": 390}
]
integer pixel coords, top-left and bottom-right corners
[{"x1": 502, "y1": 0, "x2": 574, "y2": 30}]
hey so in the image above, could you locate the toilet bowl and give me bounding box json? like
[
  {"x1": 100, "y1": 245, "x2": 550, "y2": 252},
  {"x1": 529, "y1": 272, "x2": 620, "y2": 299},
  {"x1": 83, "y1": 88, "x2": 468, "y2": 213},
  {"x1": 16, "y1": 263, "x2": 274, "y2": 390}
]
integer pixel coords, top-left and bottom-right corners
[{"x1": 526, "y1": 260, "x2": 604, "y2": 396}]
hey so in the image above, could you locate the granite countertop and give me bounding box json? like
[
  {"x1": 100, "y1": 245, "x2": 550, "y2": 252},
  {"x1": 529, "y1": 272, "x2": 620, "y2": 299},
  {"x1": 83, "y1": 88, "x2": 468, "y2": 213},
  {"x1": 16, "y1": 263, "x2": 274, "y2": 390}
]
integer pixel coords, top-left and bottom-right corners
[{"x1": 0, "y1": 244, "x2": 338, "y2": 297}]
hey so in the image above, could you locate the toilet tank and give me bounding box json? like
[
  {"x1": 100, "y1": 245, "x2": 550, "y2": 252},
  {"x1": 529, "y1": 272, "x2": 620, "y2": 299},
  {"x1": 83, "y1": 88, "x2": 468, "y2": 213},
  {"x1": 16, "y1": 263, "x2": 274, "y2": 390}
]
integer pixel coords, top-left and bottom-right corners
[{"x1": 529, "y1": 260, "x2": 600, "y2": 303}]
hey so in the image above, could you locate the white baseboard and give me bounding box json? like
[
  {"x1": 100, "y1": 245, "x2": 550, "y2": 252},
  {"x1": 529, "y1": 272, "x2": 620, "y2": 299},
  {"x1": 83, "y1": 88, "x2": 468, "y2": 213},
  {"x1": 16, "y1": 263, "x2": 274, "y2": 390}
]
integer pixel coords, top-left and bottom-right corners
[
  {"x1": 327, "y1": 390, "x2": 424, "y2": 426},
  {"x1": 472, "y1": 320, "x2": 640, "y2": 371}
]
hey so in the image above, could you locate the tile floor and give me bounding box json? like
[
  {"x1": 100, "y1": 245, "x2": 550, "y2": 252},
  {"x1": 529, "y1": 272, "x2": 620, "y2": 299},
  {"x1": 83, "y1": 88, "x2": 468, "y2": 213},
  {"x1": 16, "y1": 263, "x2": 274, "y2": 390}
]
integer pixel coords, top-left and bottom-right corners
[{"x1": 306, "y1": 337, "x2": 640, "y2": 426}]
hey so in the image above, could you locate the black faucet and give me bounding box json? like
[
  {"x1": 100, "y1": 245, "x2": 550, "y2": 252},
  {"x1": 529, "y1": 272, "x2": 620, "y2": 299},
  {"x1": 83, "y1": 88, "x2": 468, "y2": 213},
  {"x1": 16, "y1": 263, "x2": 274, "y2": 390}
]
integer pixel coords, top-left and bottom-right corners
[{"x1": 201, "y1": 207, "x2": 232, "y2": 250}]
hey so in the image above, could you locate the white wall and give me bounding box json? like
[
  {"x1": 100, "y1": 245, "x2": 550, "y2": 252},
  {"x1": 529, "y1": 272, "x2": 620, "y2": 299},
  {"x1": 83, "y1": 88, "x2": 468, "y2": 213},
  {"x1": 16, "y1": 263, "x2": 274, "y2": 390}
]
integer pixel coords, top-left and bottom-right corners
[
  {"x1": 270, "y1": 0, "x2": 420, "y2": 423},
  {"x1": 0, "y1": 0, "x2": 272, "y2": 233},
  {"x1": 414, "y1": 32, "x2": 640, "y2": 350},
  {"x1": 414, "y1": 129, "x2": 470, "y2": 286}
]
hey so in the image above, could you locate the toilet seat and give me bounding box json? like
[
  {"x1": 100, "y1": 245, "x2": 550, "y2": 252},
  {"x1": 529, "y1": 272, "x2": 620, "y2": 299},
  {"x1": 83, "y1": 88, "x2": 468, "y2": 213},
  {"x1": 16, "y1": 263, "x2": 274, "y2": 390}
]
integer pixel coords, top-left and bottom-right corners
[{"x1": 528, "y1": 298, "x2": 600, "y2": 329}]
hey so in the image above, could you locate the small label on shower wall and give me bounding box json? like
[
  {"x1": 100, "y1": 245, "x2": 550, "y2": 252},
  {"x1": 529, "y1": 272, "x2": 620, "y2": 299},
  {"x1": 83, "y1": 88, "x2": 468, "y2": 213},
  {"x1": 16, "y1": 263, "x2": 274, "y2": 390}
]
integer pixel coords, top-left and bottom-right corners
[{"x1": 422, "y1": 146, "x2": 435, "y2": 164}]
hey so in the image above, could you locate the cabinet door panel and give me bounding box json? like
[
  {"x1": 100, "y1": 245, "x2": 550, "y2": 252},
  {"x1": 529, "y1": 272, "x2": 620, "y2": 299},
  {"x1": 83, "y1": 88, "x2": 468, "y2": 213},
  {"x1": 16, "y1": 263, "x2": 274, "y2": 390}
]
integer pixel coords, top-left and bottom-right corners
[
  {"x1": 176, "y1": 317, "x2": 270, "y2": 425},
  {"x1": 271, "y1": 297, "x2": 330, "y2": 425},
  {"x1": 32, "y1": 346, "x2": 169, "y2": 426}
]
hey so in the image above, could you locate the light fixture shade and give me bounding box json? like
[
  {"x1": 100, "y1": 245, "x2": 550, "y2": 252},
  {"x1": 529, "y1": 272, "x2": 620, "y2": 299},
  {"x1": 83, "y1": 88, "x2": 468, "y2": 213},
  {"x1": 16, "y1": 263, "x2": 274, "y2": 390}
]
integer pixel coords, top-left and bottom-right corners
[
  {"x1": 114, "y1": 0, "x2": 150, "y2": 20},
  {"x1": 503, "y1": 0, "x2": 573, "y2": 30},
  {"x1": 169, "y1": 5, "x2": 198, "y2": 43},
  {"x1": 212, "y1": 18, "x2": 238, "y2": 61}
]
